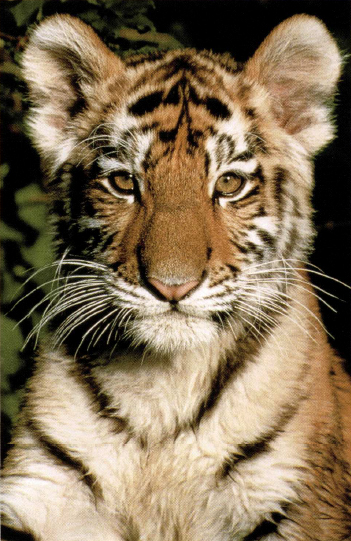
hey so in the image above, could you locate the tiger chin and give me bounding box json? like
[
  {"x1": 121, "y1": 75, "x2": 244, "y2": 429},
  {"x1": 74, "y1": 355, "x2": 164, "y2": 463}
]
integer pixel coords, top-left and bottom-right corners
[{"x1": 2, "y1": 13, "x2": 351, "y2": 541}]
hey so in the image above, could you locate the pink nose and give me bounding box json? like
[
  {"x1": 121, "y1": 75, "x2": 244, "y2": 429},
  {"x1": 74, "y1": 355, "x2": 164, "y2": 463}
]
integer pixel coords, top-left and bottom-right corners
[{"x1": 148, "y1": 278, "x2": 199, "y2": 302}]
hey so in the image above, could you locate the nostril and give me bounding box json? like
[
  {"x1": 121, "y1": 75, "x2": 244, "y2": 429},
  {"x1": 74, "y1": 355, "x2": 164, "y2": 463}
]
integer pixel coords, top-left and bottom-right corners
[{"x1": 148, "y1": 278, "x2": 200, "y2": 302}]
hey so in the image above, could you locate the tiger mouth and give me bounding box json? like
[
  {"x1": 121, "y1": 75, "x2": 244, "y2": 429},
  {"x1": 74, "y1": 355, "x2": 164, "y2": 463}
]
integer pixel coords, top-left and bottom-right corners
[{"x1": 139, "y1": 307, "x2": 213, "y2": 322}]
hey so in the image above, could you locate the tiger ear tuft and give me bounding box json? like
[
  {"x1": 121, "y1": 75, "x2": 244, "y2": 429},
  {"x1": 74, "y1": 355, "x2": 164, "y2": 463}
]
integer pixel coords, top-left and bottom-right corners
[
  {"x1": 245, "y1": 15, "x2": 342, "y2": 154},
  {"x1": 22, "y1": 15, "x2": 124, "y2": 167}
]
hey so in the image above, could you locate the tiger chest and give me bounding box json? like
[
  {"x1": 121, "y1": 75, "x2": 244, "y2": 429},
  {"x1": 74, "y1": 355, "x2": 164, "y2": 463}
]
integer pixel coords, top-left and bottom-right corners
[{"x1": 97, "y1": 424, "x2": 297, "y2": 541}]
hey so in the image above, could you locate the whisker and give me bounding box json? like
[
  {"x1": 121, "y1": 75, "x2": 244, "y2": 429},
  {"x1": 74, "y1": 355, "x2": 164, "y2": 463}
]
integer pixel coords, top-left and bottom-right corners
[
  {"x1": 249, "y1": 277, "x2": 337, "y2": 313},
  {"x1": 242, "y1": 285, "x2": 328, "y2": 341},
  {"x1": 245, "y1": 258, "x2": 351, "y2": 290},
  {"x1": 54, "y1": 300, "x2": 109, "y2": 349}
]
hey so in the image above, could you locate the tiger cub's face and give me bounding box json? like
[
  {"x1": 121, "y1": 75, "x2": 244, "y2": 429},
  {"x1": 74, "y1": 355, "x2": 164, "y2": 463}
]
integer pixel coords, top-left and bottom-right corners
[{"x1": 23, "y1": 15, "x2": 341, "y2": 353}]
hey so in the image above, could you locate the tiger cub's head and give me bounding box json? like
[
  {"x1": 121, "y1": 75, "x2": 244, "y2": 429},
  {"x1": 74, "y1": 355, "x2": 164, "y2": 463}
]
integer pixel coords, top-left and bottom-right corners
[{"x1": 22, "y1": 15, "x2": 341, "y2": 353}]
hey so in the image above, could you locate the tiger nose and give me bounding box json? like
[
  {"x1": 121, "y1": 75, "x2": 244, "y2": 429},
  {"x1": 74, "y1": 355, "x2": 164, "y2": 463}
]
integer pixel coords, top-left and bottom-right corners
[{"x1": 148, "y1": 278, "x2": 199, "y2": 302}]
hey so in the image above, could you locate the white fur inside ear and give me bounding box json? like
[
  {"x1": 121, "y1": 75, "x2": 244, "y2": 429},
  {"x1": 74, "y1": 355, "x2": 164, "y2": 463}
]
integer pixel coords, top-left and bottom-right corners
[
  {"x1": 21, "y1": 14, "x2": 124, "y2": 170},
  {"x1": 245, "y1": 15, "x2": 342, "y2": 154}
]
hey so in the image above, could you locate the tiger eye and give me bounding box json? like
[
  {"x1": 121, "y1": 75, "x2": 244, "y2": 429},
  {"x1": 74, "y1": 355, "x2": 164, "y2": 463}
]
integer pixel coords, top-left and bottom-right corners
[
  {"x1": 215, "y1": 174, "x2": 244, "y2": 196},
  {"x1": 109, "y1": 172, "x2": 135, "y2": 194}
]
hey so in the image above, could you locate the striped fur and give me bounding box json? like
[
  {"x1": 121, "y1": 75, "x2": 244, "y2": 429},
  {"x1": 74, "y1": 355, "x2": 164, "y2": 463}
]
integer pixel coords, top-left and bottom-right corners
[{"x1": 2, "y1": 14, "x2": 351, "y2": 541}]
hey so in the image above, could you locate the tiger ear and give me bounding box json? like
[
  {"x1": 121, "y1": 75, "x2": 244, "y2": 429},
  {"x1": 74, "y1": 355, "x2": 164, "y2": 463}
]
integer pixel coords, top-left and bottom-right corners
[
  {"x1": 22, "y1": 15, "x2": 124, "y2": 167},
  {"x1": 245, "y1": 15, "x2": 342, "y2": 154}
]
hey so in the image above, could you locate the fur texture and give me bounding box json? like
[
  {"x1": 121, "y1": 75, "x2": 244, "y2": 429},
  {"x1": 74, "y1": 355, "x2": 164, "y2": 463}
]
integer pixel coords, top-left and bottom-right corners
[{"x1": 1, "y1": 14, "x2": 351, "y2": 541}]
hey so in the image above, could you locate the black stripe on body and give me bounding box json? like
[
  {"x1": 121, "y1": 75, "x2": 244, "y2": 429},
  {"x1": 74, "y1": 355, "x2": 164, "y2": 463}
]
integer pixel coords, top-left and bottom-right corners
[
  {"x1": 254, "y1": 166, "x2": 265, "y2": 184},
  {"x1": 73, "y1": 362, "x2": 127, "y2": 434},
  {"x1": 187, "y1": 129, "x2": 203, "y2": 148},
  {"x1": 291, "y1": 193, "x2": 303, "y2": 219},
  {"x1": 75, "y1": 227, "x2": 103, "y2": 253},
  {"x1": 204, "y1": 152, "x2": 210, "y2": 177},
  {"x1": 272, "y1": 167, "x2": 286, "y2": 220},
  {"x1": 83, "y1": 198, "x2": 97, "y2": 218},
  {"x1": 194, "y1": 318, "x2": 288, "y2": 428},
  {"x1": 243, "y1": 513, "x2": 285, "y2": 541},
  {"x1": 237, "y1": 185, "x2": 261, "y2": 202},
  {"x1": 230, "y1": 239, "x2": 249, "y2": 254},
  {"x1": 219, "y1": 437, "x2": 270, "y2": 479},
  {"x1": 226, "y1": 263, "x2": 239, "y2": 275},
  {"x1": 1, "y1": 525, "x2": 35, "y2": 541},
  {"x1": 193, "y1": 353, "x2": 244, "y2": 426},
  {"x1": 68, "y1": 96, "x2": 87, "y2": 118},
  {"x1": 193, "y1": 331, "x2": 269, "y2": 426},
  {"x1": 245, "y1": 241, "x2": 264, "y2": 260},
  {"x1": 101, "y1": 232, "x2": 118, "y2": 252},
  {"x1": 283, "y1": 225, "x2": 299, "y2": 259},
  {"x1": 244, "y1": 108, "x2": 256, "y2": 119},
  {"x1": 26, "y1": 418, "x2": 100, "y2": 495},
  {"x1": 187, "y1": 85, "x2": 231, "y2": 120},
  {"x1": 256, "y1": 228, "x2": 275, "y2": 249},
  {"x1": 255, "y1": 206, "x2": 267, "y2": 218},
  {"x1": 218, "y1": 398, "x2": 304, "y2": 479},
  {"x1": 110, "y1": 261, "x2": 122, "y2": 273},
  {"x1": 52, "y1": 199, "x2": 66, "y2": 217}
]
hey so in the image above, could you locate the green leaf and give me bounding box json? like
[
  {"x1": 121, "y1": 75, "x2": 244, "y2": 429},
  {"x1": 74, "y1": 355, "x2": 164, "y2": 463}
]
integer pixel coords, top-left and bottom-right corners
[
  {"x1": 15, "y1": 183, "x2": 46, "y2": 230},
  {"x1": 0, "y1": 222, "x2": 24, "y2": 243},
  {"x1": 0, "y1": 163, "x2": 10, "y2": 187},
  {"x1": 1, "y1": 315, "x2": 23, "y2": 380},
  {"x1": 22, "y1": 227, "x2": 54, "y2": 273},
  {"x1": 10, "y1": 0, "x2": 45, "y2": 27},
  {"x1": 1, "y1": 61, "x2": 22, "y2": 78},
  {"x1": 2, "y1": 390, "x2": 24, "y2": 425},
  {"x1": 1, "y1": 262, "x2": 24, "y2": 306}
]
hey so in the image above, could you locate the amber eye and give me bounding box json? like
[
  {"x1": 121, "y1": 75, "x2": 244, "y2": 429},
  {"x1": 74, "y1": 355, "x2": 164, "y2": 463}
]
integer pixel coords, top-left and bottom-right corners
[
  {"x1": 215, "y1": 173, "x2": 244, "y2": 197},
  {"x1": 108, "y1": 172, "x2": 135, "y2": 194}
]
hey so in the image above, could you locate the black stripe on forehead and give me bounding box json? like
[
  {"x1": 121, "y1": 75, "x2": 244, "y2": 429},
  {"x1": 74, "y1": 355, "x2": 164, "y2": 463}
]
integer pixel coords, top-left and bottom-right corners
[
  {"x1": 125, "y1": 50, "x2": 165, "y2": 68},
  {"x1": 128, "y1": 68, "x2": 231, "y2": 121},
  {"x1": 187, "y1": 84, "x2": 230, "y2": 119},
  {"x1": 128, "y1": 87, "x2": 231, "y2": 122},
  {"x1": 164, "y1": 83, "x2": 181, "y2": 105},
  {"x1": 163, "y1": 55, "x2": 199, "y2": 77},
  {"x1": 204, "y1": 97, "x2": 230, "y2": 119},
  {"x1": 245, "y1": 125, "x2": 267, "y2": 154},
  {"x1": 211, "y1": 126, "x2": 259, "y2": 170},
  {"x1": 215, "y1": 134, "x2": 236, "y2": 166},
  {"x1": 128, "y1": 91, "x2": 164, "y2": 116}
]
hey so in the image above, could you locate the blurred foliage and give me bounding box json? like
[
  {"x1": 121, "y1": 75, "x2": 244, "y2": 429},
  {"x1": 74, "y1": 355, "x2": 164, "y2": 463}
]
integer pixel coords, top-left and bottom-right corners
[{"x1": 0, "y1": 0, "x2": 183, "y2": 442}]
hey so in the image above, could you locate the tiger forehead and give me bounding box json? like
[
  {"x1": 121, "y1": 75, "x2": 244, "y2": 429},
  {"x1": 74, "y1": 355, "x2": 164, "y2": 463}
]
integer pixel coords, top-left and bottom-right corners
[
  {"x1": 92, "y1": 50, "x2": 260, "y2": 185},
  {"x1": 125, "y1": 52, "x2": 241, "y2": 122},
  {"x1": 125, "y1": 50, "x2": 241, "y2": 93}
]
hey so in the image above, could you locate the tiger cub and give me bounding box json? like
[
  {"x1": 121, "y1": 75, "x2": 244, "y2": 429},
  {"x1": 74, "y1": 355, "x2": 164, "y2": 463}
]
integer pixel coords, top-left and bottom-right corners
[{"x1": 1, "y1": 13, "x2": 351, "y2": 541}]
